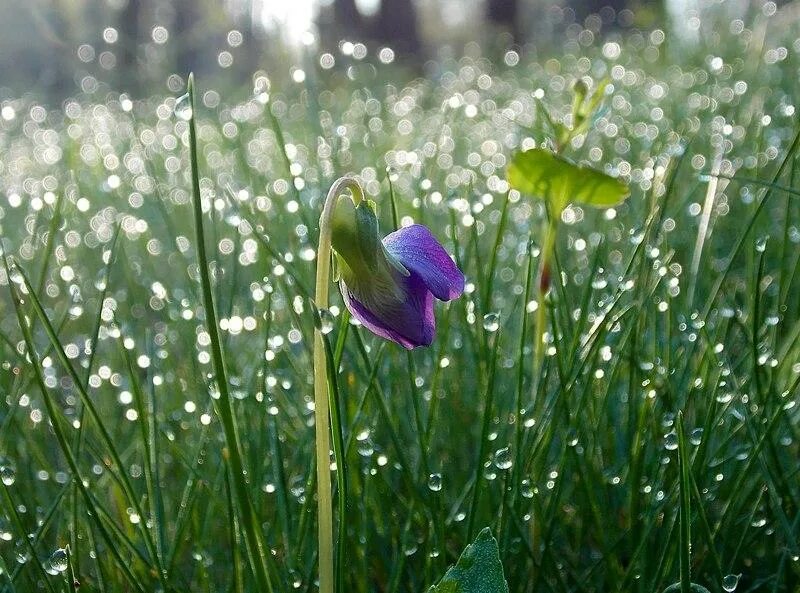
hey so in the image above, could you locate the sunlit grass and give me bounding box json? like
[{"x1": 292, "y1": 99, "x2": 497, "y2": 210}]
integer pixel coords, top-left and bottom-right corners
[{"x1": 0, "y1": 6, "x2": 799, "y2": 593}]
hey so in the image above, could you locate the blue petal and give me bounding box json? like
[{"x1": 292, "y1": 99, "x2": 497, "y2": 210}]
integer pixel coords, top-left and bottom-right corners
[{"x1": 382, "y1": 225, "x2": 464, "y2": 302}]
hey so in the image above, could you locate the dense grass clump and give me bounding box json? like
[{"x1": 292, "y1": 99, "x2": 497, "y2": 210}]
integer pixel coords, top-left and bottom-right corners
[{"x1": 0, "y1": 7, "x2": 799, "y2": 593}]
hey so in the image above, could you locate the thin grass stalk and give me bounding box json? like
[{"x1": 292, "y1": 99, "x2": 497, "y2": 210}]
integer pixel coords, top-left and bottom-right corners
[
  {"x1": 321, "y1": 328, "x2": 348, "y2": 593},
  {"x1": 11, "y1": 263, "x2": 166, "y2": 587},
  {"x1": 185, "y1": 73, "x2": 274, "y2": 593},
  {"x1": 466, "y1": 329, "x2": 502, "y2": 540},
  {"x1": 677, "y1": 411, "x2": 692, "y2": 593},
  {"x1": 3, "y1": 259, "x2": 148, "y2": 593}
]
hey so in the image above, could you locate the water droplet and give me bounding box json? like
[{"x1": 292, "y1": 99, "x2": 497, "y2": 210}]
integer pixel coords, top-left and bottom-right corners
[
  {"x1": 427, "y1": 473, "x2": 442, "y2": 492},
  {"x1": 690, "y1": 428, "x2": 704, "y2": 446},
  {"x1": 521, "y1": 478, "x2": 534, "y2": 498},
  {"x1": 401, "y1": 530, "x2": 418, "y2": 555},
  {"x1": 755, "y1": 235, "x2": 768, "y2": 252},
  {"x1": 318, "y1": 309, "x2": 335, "y2": 335},
  {"x1": 493, "y1": 447, "x2": 513, "y2": 470},
  {"x1": 664, "y1": 431, "x2": 679, "y2": 451},
  {"x1": 722, "y1": 573, "x2": 740, "y2": 592},
  {"x1": 253, "y1": 78, "x2": 270, "y2": 104},
  {"x1": 0, "y1": 518, "x2": 12, "y2": 541},
  {"x1": 174, "y1": 93, "x2": 193, "y2": 121},
  {"x1": 591, "y1": 278, "x2": 608, "y2": 290},
  {"x1": 356, "y1": 439, "x2": 374, "y2": 457},
  {"x1": 15, "y1": 547, "x2": 30, "y2": 564},
  {"x1": 45, "y1": 548, "x2": 68, "y2": 575},
  {"x1": 483, "y1": 313, "x2": 500, "y2": 332},
  {"x1": 566, "y1": 428, "x2": 579, "y2": 447},
  {"x1": 0, "y1": 463, "x2": 16, "y2": 486}
]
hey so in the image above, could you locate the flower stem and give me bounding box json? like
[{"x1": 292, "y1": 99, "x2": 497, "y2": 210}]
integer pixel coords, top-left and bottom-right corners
[
  {"x1": 532, "y1": 214, "x2": 558, "y2": 390},
  {"x1": 315, "y1": 176, "x2": 363, "y2": 593}
]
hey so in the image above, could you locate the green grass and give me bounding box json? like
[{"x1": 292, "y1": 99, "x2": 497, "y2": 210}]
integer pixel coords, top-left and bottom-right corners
[{"x1": 1, "y1": 6, "x2": 800, "y2": 593}]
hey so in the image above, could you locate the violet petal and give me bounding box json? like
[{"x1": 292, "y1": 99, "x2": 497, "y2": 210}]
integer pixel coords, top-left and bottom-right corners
[
  {"x1": 382, "y1": 224, "x2": 464, "y2": 301},
  {"x1": 340, "y1": 272, "x2": 435, "y2": 349}
]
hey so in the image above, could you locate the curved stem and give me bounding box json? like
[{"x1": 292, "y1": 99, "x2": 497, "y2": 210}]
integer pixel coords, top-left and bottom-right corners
[{"x1": 314, "y1": 176, "x2": 363, "y2": 593}]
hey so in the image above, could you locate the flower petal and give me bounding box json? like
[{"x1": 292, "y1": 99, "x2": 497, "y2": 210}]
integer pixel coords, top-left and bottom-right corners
[
  {"x1": 340, "y1": 272, "x2": 435, "y2": 349},
  {"x1": 382, "y1": 225, "x2": 464, "y2": 301}
]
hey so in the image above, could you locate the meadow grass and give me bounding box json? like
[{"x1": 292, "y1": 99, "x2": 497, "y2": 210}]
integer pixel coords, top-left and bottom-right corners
[{"x1": 0, "y1": 6, "x2": 799, "y2": 593}]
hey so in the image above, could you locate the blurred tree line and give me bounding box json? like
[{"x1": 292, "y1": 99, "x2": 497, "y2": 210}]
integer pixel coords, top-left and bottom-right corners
[{"x1": 0, "y1": 0, "x2": 670, "y2": 102}]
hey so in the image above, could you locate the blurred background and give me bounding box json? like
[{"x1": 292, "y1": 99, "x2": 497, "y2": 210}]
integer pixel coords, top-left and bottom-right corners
[{"x1": 0, "y1": 0, "x2": 764, "y2": 104}]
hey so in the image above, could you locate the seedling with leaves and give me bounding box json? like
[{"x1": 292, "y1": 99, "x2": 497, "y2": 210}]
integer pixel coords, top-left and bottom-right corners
[{"x1": 507, "y1": 79, "x2": 630, "y2": 386}]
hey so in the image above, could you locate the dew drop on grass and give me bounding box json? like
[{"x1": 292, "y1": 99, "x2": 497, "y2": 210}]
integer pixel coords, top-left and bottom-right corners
[
  {"x1": 664, "y1": 431, "x2": 678, "y2": 451},
  {"x1": 357, "y1": 439, "x2": 374, "y2": 457},
  {"x1": 15, "y1": 547, "x2": 30, "y2": 564},
  {"x1": 402, "y1": 529, "x2": 418, "y2": 556},
  {"x1": 427, "y1": 473, "x2": 442, "y2": 492},
  {"x1": 690, "y1": 428, "x2": 704, "y2": 445},
  {"x1": 0, "y1": 464, "x2": 16, "y2": 486},
  {"x1": 175, "y1": 93, "x2": 192, "y2": 121},
  {"x1": 494, "y1": 447, "x2": 513, "y2": 470},
  {"x1": 45, "y1": 548, "x2": 68, "y2": 575},
  {"x1": 318, "y1": 309, "x2": 335, "y2": 335},
  {"x1": 722, "y1": 574, "x2": 740, "y2": 592},
  {"x1": 521, "y1": 479, "x2": 534, "y2": 498},
  {"x1": 755, "y1": 235, "x2": 768, "y2": 253},
  {"x1": 483, "y1": 312, "x2": 500, "y2": 332},
  {"x1": 566, "y1": 428, "x2": 579, "y2": 447}
]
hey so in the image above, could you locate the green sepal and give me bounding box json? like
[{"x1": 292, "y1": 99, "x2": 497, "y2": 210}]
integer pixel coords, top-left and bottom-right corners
[
  {"x1": 330, "y1": 195, "x2": 384, "y2": 279},
  {"x1": 331, "y1": 252, "x2": 341, "y2": 283}
]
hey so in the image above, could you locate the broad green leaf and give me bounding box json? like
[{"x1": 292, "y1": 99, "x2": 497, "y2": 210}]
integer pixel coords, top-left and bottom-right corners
[
  {"x1": 507, "y1": 148, "x2": 629, "y2": 214},
  {"x1": 427, "y1": 528, "x2": 509, "y2": 593}
]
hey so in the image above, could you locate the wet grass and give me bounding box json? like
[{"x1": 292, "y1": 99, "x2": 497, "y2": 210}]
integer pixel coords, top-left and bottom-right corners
[{"x1": 0, "y1": 7, "x2": 799, "y2": 593}]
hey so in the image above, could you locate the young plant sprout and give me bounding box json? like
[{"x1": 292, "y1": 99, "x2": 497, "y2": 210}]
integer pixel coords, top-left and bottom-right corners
[
  {"x1": 507, "y1": 80, "x2": 630, "y2": 385},
  {"x1": 313, "y1": 176, "x2": 463, "y2": 593}
]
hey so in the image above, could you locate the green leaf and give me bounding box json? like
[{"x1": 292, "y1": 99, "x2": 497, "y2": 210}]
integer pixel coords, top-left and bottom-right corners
[
  {"x1": 427, "y1": 528, "x2": 509, "y2": 593},
  {"x1": 507, "y1": 148, "x2": 629, "y2": 214}
]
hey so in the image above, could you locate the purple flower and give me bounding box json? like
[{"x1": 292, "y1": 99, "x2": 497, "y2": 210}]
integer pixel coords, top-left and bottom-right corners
[{"x1": 330, "y1": 195, "x2": 464, "y2": 349}]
